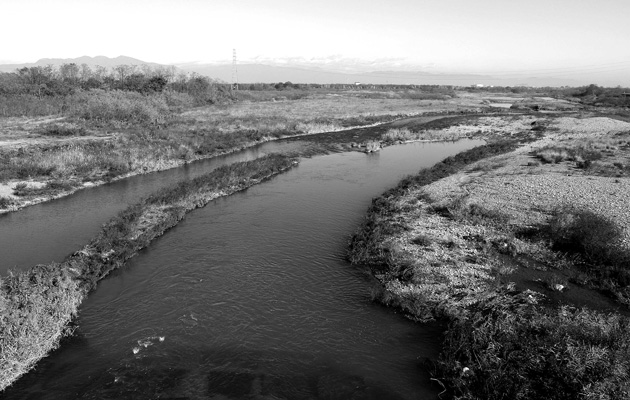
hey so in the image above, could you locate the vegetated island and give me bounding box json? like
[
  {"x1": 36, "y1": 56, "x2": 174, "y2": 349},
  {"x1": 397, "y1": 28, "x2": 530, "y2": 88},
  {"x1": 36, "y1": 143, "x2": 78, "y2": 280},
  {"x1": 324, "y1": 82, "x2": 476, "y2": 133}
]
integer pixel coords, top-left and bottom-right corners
[
  {"x1": 349, "y1": 114, "x2": 630, "y2": 399},
  {"x1": 0, "y1": 154, "x2": 297, "y2": 391}
]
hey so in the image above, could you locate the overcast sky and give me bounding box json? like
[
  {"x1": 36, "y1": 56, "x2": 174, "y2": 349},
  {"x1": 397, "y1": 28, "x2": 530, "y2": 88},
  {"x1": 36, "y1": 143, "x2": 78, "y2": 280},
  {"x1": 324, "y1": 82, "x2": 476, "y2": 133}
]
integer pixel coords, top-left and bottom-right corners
[{"x1": 2, "y1": 0, "x2": 629, "y2": 84}]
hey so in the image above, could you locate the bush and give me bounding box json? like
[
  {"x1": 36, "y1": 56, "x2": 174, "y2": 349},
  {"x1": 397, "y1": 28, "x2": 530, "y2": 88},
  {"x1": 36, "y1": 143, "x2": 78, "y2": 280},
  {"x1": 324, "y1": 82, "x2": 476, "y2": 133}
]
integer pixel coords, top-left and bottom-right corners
[
  {"x1": 162, "y1": 89, "x2": 194, "y2": 111},
  {"x1": 38, "y1": 123, "x2": 88, "y2": 137},
  {"x1": 0, "y1": 196, "x2": 13, "y2": 208},
  {"x1": 533, "y1": 145, "x2": 602, "y2": 164},
  {"x1": 382, "y1": 128, "x2": 416, "y2": 143},
  {"x1": 0, "y1": 94, "x2": 66, "y2": 117},
  {"x1": 70, "y1": 90, "x2": 170, "y2": 126},
  {"x1": 548, "y1": 206, "x2": 626, "y2": 265}
]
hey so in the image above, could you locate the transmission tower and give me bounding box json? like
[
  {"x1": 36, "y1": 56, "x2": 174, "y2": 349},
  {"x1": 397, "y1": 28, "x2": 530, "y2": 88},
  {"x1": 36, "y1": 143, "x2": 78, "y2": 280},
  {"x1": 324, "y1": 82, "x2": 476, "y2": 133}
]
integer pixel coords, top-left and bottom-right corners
[{"x1": 231, "y1": 49, "x2": 238, "y2": 91}]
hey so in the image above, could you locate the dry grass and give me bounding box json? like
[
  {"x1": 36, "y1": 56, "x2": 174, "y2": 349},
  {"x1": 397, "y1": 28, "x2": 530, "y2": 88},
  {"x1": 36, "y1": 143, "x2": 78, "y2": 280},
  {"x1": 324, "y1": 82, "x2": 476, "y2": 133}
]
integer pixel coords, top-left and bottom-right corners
[
  {"x1": 0, "y1": 92, "x2": 436, "y2": 209},
  {"x1": 382, "y1": 127, "x2": 467, "y2": 144},
  {"x1": 0, "y1": 265, "x2": 83, "y2": 391}
]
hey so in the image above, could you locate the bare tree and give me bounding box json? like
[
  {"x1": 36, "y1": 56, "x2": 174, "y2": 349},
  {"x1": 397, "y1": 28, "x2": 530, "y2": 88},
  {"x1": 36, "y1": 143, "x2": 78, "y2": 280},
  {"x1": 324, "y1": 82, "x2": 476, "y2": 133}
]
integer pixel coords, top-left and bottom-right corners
[
  {"x1": 113, "y1": 64, "x2": 136, "y2": 89},
  {"x1": 79, "y1": 63, "x2": 92, "y2": 82},
  {"x1": 59, "y1": 63, "x2": 80, "y2": 84}
]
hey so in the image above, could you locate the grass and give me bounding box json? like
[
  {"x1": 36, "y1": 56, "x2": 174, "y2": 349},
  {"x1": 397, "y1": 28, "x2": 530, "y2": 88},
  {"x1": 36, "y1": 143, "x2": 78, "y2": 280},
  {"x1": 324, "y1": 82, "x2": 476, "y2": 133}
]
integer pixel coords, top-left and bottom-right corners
[
  {"x1": 382, "y1": 127, "x2": 466, "y2": 144},
  {"x1": 0, "y1": 142, "x2": 132, "y2": 183},
  {"x1": 433, "y1": 292, "x2": 630, "y2": 400},
  {"x1": 0, "y1": 154, "x2": 297, "y2": 392},
  {"x1": 348, "y1": 141, "x2": 520, "y2": 267},
  {"x1": 0, "y1": 91, "x2": 434, "y2": 203},
  {"x1": 0, "y1": 265, "x2": 82, "y2": 392}
]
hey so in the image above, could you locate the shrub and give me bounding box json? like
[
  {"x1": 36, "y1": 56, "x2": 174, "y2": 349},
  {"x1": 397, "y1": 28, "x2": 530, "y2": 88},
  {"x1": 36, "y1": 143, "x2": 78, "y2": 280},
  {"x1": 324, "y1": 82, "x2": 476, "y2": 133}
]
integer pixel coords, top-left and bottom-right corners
[
  {"x1": 365, "y1": 141, "x2": 381, "y2": 152},
  {"x1": 0, "y1": 196, "x2": 13, "y2": 208},
  {"x1": 38, "y1": 123, "x2": 87, "y2": 137},
  {"x1": 12, "y1": 181, "x2": 75, "y2": 197},
  {"x1": 382, "y1": 128, "x2": 416, "y2": 143},
  {"x1": 548, "y1": 206, "x2": 626, "y2": 265},
  {"x1": 70, "y1": 90, "x2": 170, "y2": 126},
  {"x1": 0, "y1": 94, "x2": 66, "y2": 117},
  {"x1": 533, "y1": 145, "x2": 603, "y2": 164},
  {"x1": 162, "y1": 89, "x2": 194, "y2": 111}
]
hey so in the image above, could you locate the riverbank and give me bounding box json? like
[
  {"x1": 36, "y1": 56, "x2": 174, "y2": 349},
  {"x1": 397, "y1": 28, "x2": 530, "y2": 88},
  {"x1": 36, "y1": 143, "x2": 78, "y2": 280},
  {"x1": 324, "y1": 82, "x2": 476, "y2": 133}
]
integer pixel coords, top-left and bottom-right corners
[
  {"x1": 0, "y1": 91, "x2": 461, "y2": 214},
  {"x1": 0, "y1": 87, "x2": 553, "y2": 214},
  {"x1": 0, "y1": 154, "x2": 297, "y2": 392},
  {"x1": 348, "y1": 115, "x2": 630, "y2": 399}
]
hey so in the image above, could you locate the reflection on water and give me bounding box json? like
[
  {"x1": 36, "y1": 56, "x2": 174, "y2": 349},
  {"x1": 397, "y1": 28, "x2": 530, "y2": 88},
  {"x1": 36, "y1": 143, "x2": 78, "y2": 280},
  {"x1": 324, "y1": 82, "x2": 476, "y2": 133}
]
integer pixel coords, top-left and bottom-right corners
[{"x1": 5, "y1": 140, "x2": 483, "y2": 399}]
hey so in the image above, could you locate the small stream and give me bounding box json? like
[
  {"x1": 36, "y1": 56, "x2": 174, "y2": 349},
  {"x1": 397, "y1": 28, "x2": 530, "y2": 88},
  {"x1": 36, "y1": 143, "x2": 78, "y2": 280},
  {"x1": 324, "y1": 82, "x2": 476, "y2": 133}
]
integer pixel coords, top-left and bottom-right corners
[{"x1": 3, "y1": 139, "x2": 485, "y2": 399}]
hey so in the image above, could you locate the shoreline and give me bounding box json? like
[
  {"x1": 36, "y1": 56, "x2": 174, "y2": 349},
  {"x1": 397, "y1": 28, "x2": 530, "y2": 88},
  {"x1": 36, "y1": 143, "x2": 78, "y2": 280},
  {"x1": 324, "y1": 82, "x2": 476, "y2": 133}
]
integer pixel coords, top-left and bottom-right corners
[
  {"x1": 347, "y1": 115, "x2": 630, "y2": 398},
  {"x1": 0, "y1": 109, "x2": 517, "y2": 215},
  {"x1": 0, "y1": 154, "x2": 297, "y2": 392},
  {"x1": 0, "y1": 118, "x2": 392, "y2": 214}
]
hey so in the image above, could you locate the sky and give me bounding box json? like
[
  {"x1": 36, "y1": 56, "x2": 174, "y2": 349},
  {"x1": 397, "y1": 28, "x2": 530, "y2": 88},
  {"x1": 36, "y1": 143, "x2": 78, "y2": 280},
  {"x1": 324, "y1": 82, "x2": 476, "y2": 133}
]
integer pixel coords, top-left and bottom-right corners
[{"x1": 2, "y1": 0, "x2": 629, "y2": 85}]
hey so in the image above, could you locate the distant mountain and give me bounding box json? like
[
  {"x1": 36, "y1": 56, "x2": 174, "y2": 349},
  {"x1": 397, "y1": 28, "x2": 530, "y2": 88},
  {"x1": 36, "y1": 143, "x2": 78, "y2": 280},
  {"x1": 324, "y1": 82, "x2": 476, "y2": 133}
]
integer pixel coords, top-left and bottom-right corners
[
  {"x1": 0, "y1": 56, "x2": 166, "y2": 73},
  {"x1": 0, "y1": 55, "x2": 586, "y2": 87},
  {"x1": 177, "y1": 62, "x2": 582, "y2": 87}
]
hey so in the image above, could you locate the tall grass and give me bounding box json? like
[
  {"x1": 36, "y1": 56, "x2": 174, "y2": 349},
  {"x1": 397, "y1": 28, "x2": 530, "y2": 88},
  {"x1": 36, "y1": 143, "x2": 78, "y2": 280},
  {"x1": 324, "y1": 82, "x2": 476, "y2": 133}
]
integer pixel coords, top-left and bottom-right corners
[
  {"x1": 382, "y1": 127, "x2": 465, "y2": 144},
  {"x1": 435, "y1": 293, "x2": 630, "y2": 400},
  {"x1": 0, "y1": 265, "x2": 83, "y2": 391},
  {"x1": 0, "y1": 142, "x2": 131, "y2": 183}
]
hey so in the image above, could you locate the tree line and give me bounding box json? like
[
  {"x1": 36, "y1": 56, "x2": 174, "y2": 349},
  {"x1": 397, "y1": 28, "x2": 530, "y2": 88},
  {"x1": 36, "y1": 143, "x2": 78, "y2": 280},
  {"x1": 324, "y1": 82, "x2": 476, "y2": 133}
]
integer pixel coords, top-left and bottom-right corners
[{"x1": 0, "y1": 63, "x2": 232, "y2": 104}]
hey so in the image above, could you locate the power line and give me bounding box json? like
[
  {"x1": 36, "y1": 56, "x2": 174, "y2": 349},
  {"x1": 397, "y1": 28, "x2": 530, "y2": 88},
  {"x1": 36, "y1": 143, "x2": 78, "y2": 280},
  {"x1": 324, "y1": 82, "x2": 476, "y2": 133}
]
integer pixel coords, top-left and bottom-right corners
[{"x1": 231, "y1": 49, "x2": 238, "y2": 91}]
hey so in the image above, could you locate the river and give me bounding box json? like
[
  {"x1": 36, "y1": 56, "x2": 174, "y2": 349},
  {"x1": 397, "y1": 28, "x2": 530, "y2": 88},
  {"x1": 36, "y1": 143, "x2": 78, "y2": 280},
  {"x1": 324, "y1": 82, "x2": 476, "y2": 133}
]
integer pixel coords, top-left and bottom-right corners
[{"x1": 3, "y1": 138, "x2": 484, "y2": 399}]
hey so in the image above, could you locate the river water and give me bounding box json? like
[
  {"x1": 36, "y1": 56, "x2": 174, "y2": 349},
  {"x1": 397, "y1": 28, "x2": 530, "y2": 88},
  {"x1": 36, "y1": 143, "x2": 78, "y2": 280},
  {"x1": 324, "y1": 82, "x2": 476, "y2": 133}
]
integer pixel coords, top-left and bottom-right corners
[
  {"x1": 0, "y1": 141, "x2": 306, "y2": 274},
  {"x1": 4, "y1": 139, "x2": 484, "y2": 399}
]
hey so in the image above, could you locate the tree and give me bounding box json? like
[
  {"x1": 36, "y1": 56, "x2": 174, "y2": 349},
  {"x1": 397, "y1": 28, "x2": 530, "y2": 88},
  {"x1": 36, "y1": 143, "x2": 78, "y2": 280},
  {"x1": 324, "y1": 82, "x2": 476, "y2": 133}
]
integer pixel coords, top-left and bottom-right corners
[
  {"x1": 113, "y1": 64, "x2": 136, "y2": 89},
  {"x1": 79, "y1": 63, "x2": 92, "y2": 82},
  {"x1": 145, "y1": 76, "x2": 167, "y2": 93}
]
